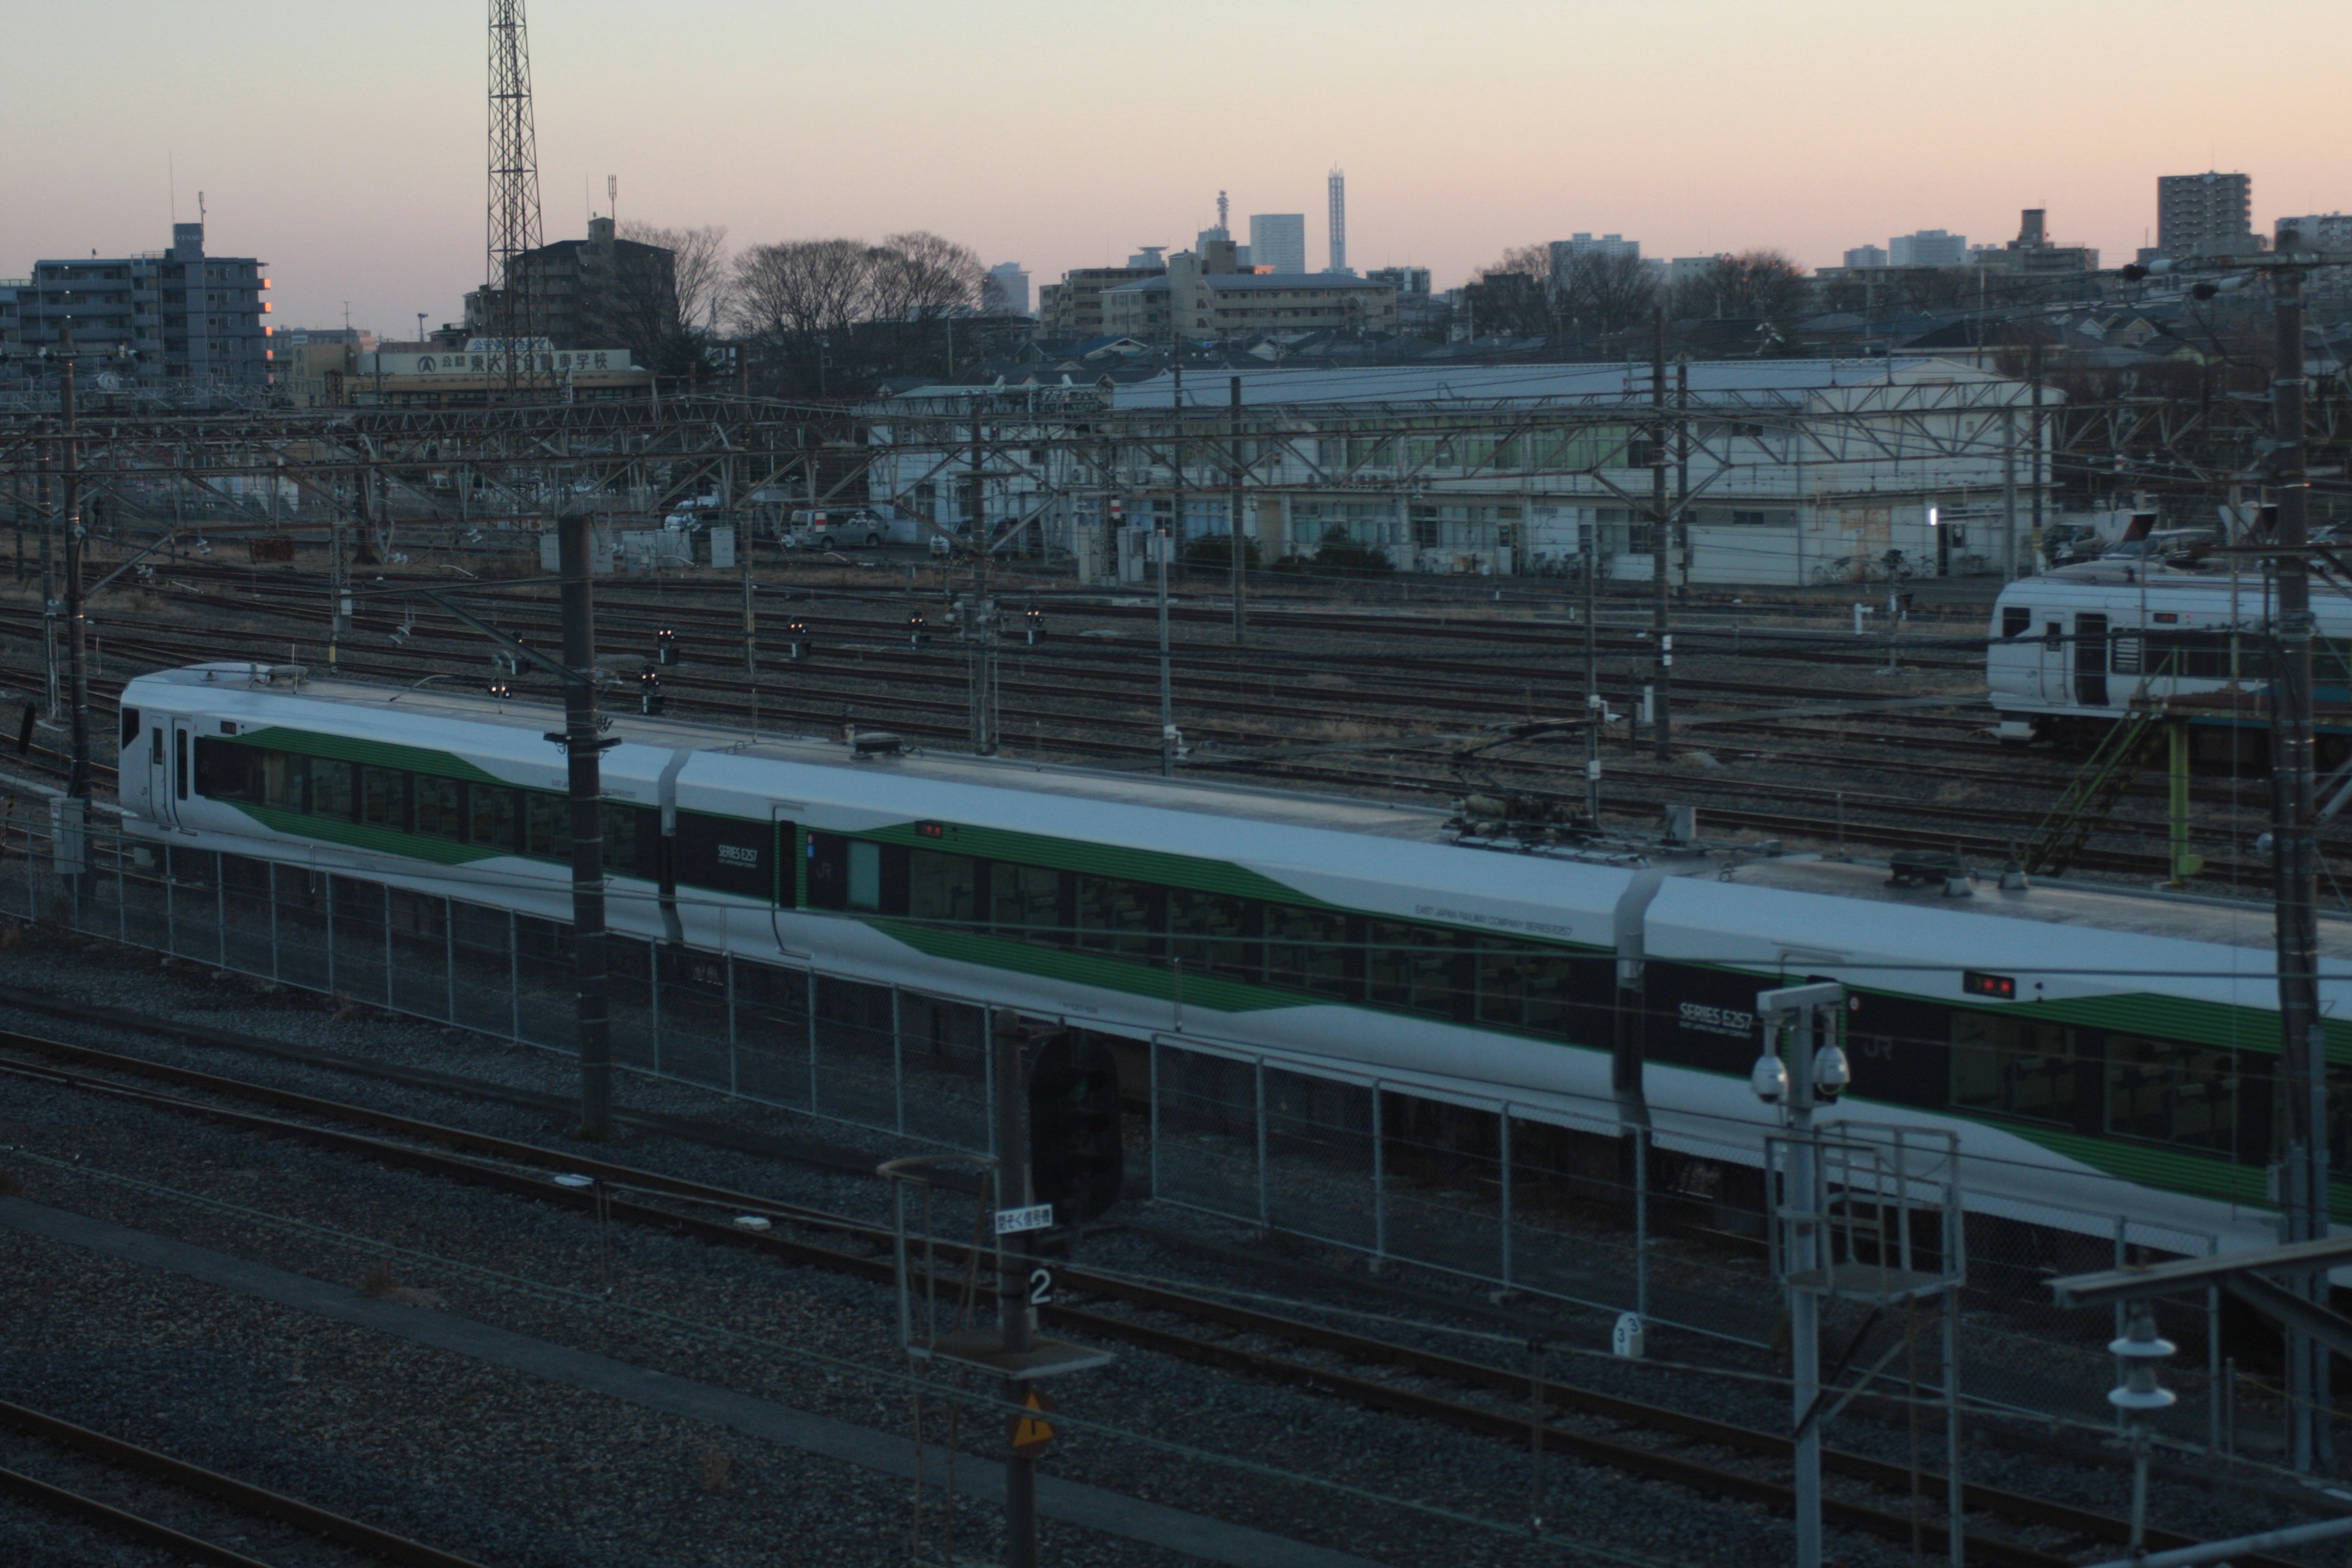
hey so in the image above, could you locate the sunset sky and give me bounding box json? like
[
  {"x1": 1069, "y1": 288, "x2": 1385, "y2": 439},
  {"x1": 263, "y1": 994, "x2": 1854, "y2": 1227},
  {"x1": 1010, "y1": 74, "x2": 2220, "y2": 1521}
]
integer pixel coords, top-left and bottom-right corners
[{"x1": 6, "y1": 0, "x2": 2346, "y2": 334}]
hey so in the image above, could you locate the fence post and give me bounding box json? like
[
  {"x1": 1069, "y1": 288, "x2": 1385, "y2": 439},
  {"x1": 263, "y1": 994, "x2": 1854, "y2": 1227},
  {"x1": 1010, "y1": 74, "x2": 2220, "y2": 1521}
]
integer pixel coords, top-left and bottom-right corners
[
  {"x1": 443, "y1": 897, "x2": 456, "y2": 1021},
  {"x1": 505, "y1": 908, "x2": 518, "y2": 1042},
  {"x1": 725, "y1": 956, "x2": 739, "y2": 1097},
  {"x1": 1147, "y1": 1037, "x2": 1159, "y2": 1201},
  {"x1": 1254, "y1": 1058, "x2": 1270, "y2": 1234},
  {"x1": 1371, "y1": 1082, "x2": 1386, "y2": 1264},
  {"x1": 805, "y1": 969, "x2": 818, "y2": 1115},
  {"x1": 1498, "y1": 1107, "x2": 1514, "y2": 1292},
  {"x1": 891, "y1": 987, "x2": 905, "y2": 1135},
  {"x1": 2113, "y1": 1216, "x2": 2129, "y2": 1436}
]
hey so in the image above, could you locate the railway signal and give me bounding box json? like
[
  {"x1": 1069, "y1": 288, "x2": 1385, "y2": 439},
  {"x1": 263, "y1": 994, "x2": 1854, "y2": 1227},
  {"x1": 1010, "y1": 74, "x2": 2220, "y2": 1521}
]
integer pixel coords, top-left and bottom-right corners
[
  {"x1": 1024, "y1": 605, "x2": 1045, "y2": 645},
  {"x1": 785, "y1": 617, "x2": 809, "y2": 662},
  {"x1": 907, "y1": 611, "x2": 927, "y2": 650},
  {"x1": 637, "y1": 665, "x2": 665, "y2": 716},
  {"x1": 654, "y1": 627, "x2": 677, "y2": 667}
]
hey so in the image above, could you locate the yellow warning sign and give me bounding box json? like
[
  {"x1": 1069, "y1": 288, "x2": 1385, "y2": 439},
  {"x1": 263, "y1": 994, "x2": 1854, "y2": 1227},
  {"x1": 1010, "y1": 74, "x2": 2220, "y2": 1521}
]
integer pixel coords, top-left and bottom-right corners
[{"x1": 1008, "y1": 1387, "x2": 1055, "y2": 1458}]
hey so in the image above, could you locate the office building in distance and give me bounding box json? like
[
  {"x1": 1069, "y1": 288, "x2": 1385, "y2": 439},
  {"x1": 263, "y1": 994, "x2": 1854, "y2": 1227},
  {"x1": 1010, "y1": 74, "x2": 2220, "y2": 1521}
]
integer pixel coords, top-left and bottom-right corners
[{"x1": 6, "y1": 222, "x2": 270, "y2": 390}]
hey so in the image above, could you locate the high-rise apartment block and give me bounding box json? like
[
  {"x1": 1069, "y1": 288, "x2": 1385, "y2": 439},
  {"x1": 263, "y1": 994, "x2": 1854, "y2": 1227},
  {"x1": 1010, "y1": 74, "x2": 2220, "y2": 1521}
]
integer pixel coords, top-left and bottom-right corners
[
  {"x1": 985, "y1": 262, "x2": 1031, "y2": 316},
  {"x1": 8, "y1": 222, "x2": 270, "y2": 389},
  {"x1": 2275, "y1": 213, "x2": 2352, "y2": 252},
  {"x1": 2157, "y1": 172, "x2": 2255, "y2": 258},
  {"x1": 1327, "y1": 169, "x2": 1348, "y2": 274},
  {"x1": 1888, "y1": 229, "x2": 1967, "y2": 267},
  {"x1": 1842, "y1": 244, "x2": 1888, "y2": 270},
  {"x1": 1248, "y1": 214, "x2": 1306, "y2": 275}
]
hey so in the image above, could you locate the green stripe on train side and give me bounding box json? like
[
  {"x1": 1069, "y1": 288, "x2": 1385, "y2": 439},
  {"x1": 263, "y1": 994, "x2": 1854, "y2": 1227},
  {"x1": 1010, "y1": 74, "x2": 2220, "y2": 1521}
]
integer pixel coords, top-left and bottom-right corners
[
  {"x1": 875, "y1": 919, "x2": 1314, "y2": 1014},
  {"x1": 859, "y1": 820, "x2": 1328, "y2": 906},
  {"x1": 225, "y1": 802, "x2": 502, "y2": 865},
  {"x1": 1996, "y1": 1121, "x2": 2352, "y2": 1223},
  {"x1": 1994, "y1": 990, "x2": 2352, "y2": 1065},
  {"x1": 233, "y1": 728, "x2": 518, "y2": 787}
]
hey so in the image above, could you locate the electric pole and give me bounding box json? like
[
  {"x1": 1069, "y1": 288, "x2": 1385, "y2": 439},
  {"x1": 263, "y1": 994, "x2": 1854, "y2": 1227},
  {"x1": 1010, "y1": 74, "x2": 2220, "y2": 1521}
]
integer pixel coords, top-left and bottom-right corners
[
  {"x1": 1229, "y1": 375, "x2": 1246, "y2": 644},
  {"x1": 558, "y1": 511, "x2": 613, "y2": 1139},
  {"x1": 58, "y1": 324, "x2": 89, "y2": 802},
  {"x1": 2268, "y1": 265, "x2": 2331, "y2": 1472},
  {"x1": 969, "y1": 411, "x2": 997, "y2": 755},
  {"x1": 1583, "y1": 503, "x2": 1601, "y2": 823},
  {"x1": 1649, "y1": 309, "x2": 1672, "y2": 761},
  {"x1": 990, "y1": 1015, "x2": 1039, "y2": 1568}
]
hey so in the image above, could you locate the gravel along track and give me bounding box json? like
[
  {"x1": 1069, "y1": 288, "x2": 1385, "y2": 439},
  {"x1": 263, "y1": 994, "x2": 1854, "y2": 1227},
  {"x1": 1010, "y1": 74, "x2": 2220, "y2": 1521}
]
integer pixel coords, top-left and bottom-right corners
[{"x1": 0, "y1": 930, "x2": 2335, "y2": 1566}]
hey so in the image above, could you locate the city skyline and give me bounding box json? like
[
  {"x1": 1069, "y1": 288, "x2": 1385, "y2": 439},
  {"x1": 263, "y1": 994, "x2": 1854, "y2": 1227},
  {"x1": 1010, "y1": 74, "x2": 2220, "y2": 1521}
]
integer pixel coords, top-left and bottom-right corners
[{"x1": 4, "y1": 0, "x2": 2347, "y2": 332}]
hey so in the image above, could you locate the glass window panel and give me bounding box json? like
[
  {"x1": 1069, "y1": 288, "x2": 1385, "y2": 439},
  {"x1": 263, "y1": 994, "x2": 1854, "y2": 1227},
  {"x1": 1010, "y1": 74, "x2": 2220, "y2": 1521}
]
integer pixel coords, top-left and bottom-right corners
[
  {"x1": 523, "y1": 793, "x2": 568, "y2": 860},
  {"x1": 1076, "y1": 875, "x2": 1159, "y2": 959},
  {"x1": 413, "y1": 775, "x2": 465, "y2": 839},
  {"x1": 908, "y1": 850, "x2": 981, "y2": 927},
  {"x1": 358, "y1": 766, "x2": 409, "y2": 831},
  {"x1": 2106, "y1": 1034, "x2": 2237, "y2": 1154},
  {"x1": 846, "y1": 840, "x2": 881, "y2": 911},
  {"x1": 469, "y1": 786, "x2": 520, "y2": 852},
  {"x1": 992, "y1": 864, "x2": 1063, "y2": 944},
  {"x1": 1367, "y1": 919, "x2": 1455, "y2": 1017},
  {"x1": 1951, "y1": 1014, "x2": 2076, "y2": 1124},
  {"x1": 259, "y1": 750, "x2": 307, "y2": 813},
  {"x1": 1264, "y1": 905, "x2": 1349, "y2": 1000},
  {"x1": 309, "y1": 758, "x2": 355, "y2": 821},
  {"x1": 1169, "y1": 888, "x2": 1255, "y2": 981}
]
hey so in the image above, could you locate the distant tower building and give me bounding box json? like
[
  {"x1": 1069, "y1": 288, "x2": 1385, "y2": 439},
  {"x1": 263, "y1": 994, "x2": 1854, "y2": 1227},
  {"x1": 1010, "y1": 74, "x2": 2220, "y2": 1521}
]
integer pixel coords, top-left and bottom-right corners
[
  {"x1": 1248, "y1": 214, "x2": 1306, "y2": 275},
  {"x1": 1327, "y1": 168, "x2": 1347, "y2": 274},
  {"x1": 1842, "y1": 244, "x2": 1889, "y2": 270},
  {"x1": 1218, "y1": 189, "x2": 1229, "y2": 230},
  {"x1": 1888, "y1": 229, "x2": 1967, "y2": 266},
  {"x1": 2158, "y1": 171, "x2": 2255, "y2": 257},
  {"x1": 985, "y1": 262, "x2": 1031, "y2": 316}
]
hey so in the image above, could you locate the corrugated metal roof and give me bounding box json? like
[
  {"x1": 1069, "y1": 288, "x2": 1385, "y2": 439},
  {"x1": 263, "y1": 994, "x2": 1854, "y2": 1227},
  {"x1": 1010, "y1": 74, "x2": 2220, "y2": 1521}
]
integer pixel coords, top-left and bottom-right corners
[{"x1": 1105, "y1": 357, "x2": 2006, "y2": 410}]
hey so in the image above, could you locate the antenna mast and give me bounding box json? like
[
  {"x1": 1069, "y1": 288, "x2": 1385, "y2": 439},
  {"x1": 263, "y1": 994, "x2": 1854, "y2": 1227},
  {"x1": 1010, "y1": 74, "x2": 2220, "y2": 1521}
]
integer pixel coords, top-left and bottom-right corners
[{"x1": 486, "y1": 0, "x2": 546, "y2": 398}]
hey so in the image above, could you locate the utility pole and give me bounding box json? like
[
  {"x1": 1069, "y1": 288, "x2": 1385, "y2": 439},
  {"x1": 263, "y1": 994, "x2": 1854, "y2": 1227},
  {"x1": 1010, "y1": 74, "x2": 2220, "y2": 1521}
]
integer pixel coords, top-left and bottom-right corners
[
  {"x1": 990, "y1": 1015, "x2": 1039, "y2": 1568},
  {"x1": 2268, "y1": 265, "x2": 2331, "y2": 1473},
  {"x1": 1229, "y1": 375, "x2": 1246, "y2": 644},
  {"x1": 2000, "y1": 404, "x2": 2018, "y2": 581},
  {"x1": 558, "y1": 511, "x2": 612, "y2": 1139},
  {"x1": 37, "y1": 372, "x2": 56, "y2": 723},
  {"x1": 1649, "y1": 309, "x2": 1672, "y2": 761},
  {"x1": 2027, "y1": 342, "x2": 2045, "y2": 571},
  {"x1": 58, "y1": 325, "x2": 89, "y2": 801},
  {"x1": 1583, "y1": 506, "x2": 1601, "y2": 823},
  {"x1": 1156, "y1": 523, "x2": 1174, "y2": 778},
  {"x1": 968, "y1": 411, "x2": 997, "y2": 755}
]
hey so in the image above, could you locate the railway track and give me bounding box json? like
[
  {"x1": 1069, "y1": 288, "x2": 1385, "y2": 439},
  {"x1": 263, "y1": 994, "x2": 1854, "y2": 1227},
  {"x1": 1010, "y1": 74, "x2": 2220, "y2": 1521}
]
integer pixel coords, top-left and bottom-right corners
[
  {"x1": 0, "y1": 1012, "x2": 2302, "y2": 1568},
  {"x1": 0, "y1": 1394, "x2": 489, "y2": 1568}
]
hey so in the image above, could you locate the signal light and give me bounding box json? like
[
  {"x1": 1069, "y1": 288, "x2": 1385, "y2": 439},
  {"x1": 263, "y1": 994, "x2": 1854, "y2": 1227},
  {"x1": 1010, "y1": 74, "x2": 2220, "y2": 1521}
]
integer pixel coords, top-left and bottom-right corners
[
  {"x1": 1962, "y1": 970, "x2": 2017, "y2": 1000},
  {"x1": 1028, "y1": 1031, "x2": 1124, "y2": 1227}
]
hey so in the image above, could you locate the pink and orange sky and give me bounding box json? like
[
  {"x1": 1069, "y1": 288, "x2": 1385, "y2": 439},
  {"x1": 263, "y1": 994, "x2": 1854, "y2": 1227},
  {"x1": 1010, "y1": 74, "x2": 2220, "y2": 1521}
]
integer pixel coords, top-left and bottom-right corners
[{"x1": 6, "y1": 0, "x2": 2348, "y2": 334}]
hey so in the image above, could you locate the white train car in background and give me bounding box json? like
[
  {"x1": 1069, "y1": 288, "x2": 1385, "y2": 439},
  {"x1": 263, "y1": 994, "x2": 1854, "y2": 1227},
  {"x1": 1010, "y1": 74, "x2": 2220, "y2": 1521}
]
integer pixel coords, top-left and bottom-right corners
[{"x1": 1987, "y1": 563, "x2": 2352, "y2": 746}]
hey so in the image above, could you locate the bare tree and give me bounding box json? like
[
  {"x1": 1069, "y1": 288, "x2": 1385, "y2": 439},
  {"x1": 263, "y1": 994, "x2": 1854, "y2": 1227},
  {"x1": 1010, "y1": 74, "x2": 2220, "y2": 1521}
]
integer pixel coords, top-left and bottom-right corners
[
  {"x1": 1557, "y1": 248, "x2": 1658, "y2": 339},
  {"x1": 732, "y1": 238, "x2": 875, "y2": 343},
  {"x1": 620, "y1": 221, "x2": 733, "y2": 331},
  {"x1": 867, "y1": 231, "x2": 983, "y2": 323},
  {"x1": 1461, "y1": 241, "x2": 1556, "y2": 337},
  {"x1": 1674, "y1": 249, "x2": 1809, "y2": 321}
]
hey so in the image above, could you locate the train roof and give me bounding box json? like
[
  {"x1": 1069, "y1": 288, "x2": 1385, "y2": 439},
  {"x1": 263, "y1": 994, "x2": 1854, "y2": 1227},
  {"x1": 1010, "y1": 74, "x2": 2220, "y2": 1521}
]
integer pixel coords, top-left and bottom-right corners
[{"x1": 127, "y1": 663, "x2": 2352, "y2": 968}]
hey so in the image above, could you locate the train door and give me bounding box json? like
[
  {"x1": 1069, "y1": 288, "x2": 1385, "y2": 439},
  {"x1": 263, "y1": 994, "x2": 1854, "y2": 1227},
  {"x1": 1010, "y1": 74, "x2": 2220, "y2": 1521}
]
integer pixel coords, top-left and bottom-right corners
[
  {"x1": 151, "y1": 717, "x2": 192, "y2": 827},
  {"x1": 768, "y1": 807, "x2": 799, "y2": 951},
  {"x1": 2073, "y1": 612, "x2": 2109, "y2": 708},
  {"x1": 2035, "y1": 617, "x2": 2066, "y2": 702}
]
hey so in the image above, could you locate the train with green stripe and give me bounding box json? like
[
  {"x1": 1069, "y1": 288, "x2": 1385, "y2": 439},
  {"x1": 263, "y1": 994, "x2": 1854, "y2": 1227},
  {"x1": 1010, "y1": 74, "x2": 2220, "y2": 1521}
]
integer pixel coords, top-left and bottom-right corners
[{"x1": 117, "y1": 662, "x2": 2345, "y2": 1264}]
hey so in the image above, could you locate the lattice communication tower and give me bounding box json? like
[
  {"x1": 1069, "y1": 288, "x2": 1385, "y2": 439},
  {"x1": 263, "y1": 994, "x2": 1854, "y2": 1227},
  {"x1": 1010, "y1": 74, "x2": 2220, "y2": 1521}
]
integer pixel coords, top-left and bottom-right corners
[{"x1": 487, "y1": 0, "x2": 546, "y2": 396}]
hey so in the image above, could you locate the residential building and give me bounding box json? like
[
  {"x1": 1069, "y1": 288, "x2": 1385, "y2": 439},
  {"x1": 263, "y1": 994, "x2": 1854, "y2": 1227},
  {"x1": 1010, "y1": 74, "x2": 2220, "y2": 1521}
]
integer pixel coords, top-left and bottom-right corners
[
  {"x1": 1248, "y1": 214, "x2": 1306, "y2": 275},
  {"x1": 866, "y1": 358, "x2": 2052, "y2": 584},
  {"x1": 11, "y1": 222, "x2": 270, "y2": 390},
  {"x1": 1972, "y1": 209, "x2": 2098, "y2": 275},
  {"x1": 984, "y1": 262, "x2": 1031, "y2": 316},
  {"x1": 1036, "y1": 264, "x2": 1166, "y2": 342},
  {"x1": 2157, "y1": 172, "x2": 2255, "y2": 258},
  {"x1": 1843, "y1": 245, "x2": 1889, "y2": 270},
  {"x1": 1127, "y1": 247, "x2": 1168, "y2": 269},
  {"x1": 1548, "y1": 233, "x2": 1640, "y2": 284},
  {"x1": 1099, "y1": 251, "x2": 1395, "y2": 339},
  {"x1": 1366, "y1": 266, "x2": 1437, "y2": 333},
  {"x1": 1889, "y1": 229, "x2": 1967, "y2": 267},
  {"x1": 464, "y1": 216, "x2": 676, "y2": 364},
  {"x1": 1668, "y1": 256, "x2": 1724, "y2": 289},
  {"x1": 2276, "y1": 213, "x2": 2352, "y2": 252}
]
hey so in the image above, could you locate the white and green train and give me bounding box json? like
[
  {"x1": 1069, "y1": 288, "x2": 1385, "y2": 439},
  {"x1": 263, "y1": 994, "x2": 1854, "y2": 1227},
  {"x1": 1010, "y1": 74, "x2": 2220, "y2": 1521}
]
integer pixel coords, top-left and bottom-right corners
[{"x1": 119, "y1": 662, "x2": 2347, "y2": 1264}]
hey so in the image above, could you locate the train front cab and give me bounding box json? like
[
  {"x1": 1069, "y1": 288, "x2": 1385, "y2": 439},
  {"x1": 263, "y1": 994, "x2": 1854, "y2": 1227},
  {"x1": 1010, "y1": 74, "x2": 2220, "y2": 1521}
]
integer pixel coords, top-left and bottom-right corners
[{"x1": 1989, "y1": 597, "x2": 2105, "y2": 742}]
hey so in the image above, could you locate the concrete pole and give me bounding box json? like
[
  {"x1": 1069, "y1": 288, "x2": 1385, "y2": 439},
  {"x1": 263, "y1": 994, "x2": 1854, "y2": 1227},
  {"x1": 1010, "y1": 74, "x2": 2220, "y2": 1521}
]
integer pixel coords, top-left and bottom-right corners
[
  {"x1": 1785, "y1": 1006, "x2": 1822, "y2": 1568},
  {"x1": 990, "y1": 1016, "x2": 1038, "y2": 1568},
  {"x1": 558, "y1": 511, "x2": 613, "y2": 1139},
  {"x1": 1229, "y1": 375, "x2": 1246, "y2": 644},
  {"x1": 1157, "y1": 524, "x2": 1174, "y2": 778},
  {"x1": 2268, "y1": 267, "x2": 2330, "y2": 1472},
  {"x1": 59, "y1": 326, "x2": 89, "y2": 802},
  {"x1": 1649, "y1": 311, "x2": 1672, "y2": 761},
  {"x1": 2001, "y1": 405, "x2": 2018, "y2": 581}
]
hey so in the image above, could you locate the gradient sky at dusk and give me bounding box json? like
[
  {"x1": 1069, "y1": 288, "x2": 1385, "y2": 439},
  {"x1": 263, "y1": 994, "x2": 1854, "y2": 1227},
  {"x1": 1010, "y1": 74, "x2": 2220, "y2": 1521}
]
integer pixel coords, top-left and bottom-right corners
[{"x1": 6, "y1": 0, "x2": 2347, "y2": 334}]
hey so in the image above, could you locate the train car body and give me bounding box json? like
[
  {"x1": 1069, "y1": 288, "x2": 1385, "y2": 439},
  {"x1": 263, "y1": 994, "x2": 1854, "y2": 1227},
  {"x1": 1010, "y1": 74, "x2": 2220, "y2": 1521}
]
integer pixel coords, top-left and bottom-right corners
[
  {"x1": 1987, "y1": 562, "x2": 2352, "y2": 744},
  {"x1": 118, "y1": 663, "x2": 2351, "y2": 1267}
]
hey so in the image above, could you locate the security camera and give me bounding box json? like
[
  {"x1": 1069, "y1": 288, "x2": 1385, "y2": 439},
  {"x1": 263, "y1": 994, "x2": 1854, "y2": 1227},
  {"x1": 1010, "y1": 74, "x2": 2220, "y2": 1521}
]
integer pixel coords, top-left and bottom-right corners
[
  {"x1": 1813, "y1": 1044, "x2": 1852, "y2": 1101},
  {"x1": 1749, "y1": 1054, "x2": 1788, "y2": 1105}
]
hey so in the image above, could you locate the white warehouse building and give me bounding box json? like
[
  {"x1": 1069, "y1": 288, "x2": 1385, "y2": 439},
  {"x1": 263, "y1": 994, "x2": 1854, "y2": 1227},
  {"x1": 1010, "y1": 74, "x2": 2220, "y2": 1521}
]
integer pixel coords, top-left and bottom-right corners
[{"x1": 864, "y1": 358, "x2": 2054, "y2": 586}]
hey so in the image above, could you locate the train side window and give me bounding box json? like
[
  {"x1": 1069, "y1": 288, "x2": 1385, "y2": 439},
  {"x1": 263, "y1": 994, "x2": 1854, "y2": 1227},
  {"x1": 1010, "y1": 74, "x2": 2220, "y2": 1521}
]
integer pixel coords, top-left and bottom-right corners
[
  {"x1": 308, "y1": 757, "x2": 356, "y2": 821},
  {"x1": 151, "y1": 728, "x2": 163, "y2": 766},
  {"x1": 1366, "y1": 919, "x2": 1457, "y2": 1017},
  {"x1": 1264, "y1": 904, "x2": 1350, "y2": 1000},
  {"x1": 119, "y1": 708, "x2": 140, "y2": 748},
  {"x1": 2001, "y1": 606, "x2": 2029, "y2": 638},
  {"x1": 990, "y1": 862, "x2": 1063, "y2": 943},
  {"x1": 413, "y1": 775, "x2": 466, "y2": 840},
  {"x1": 2043, "y1": 620, "x2": 2061, "y2": 645},
  {"x1": 523, "y1": 793, "x2": 569, "y2": 860},
  {"x1": 1075, "y1": 875, "x2": 1161, "y2": 959},
  {"x1": 774, "y1": 821, "x2": 797, "y2": 908},
  {"x1": 358, "y1": 766, "x2": 410, "y2": 831},
  {"x1": 2106, "y1": 1035, "x2": 2238, "y2": 1155},
  {"x1": 174, "y1": 728, "x2": 189, "y2": 801},
  {"x1": 259, "y1": 750, "x2": 307, "y2": 813},
  {"x1": 846, "y1": 840, "x2": 882, "y2": 911},
  {"x1": 1474, "y1": 938, "x2": 1572, "y2": 1033},
  {"x1": 191, "y1": 737, "x2": 260, "y2": 802},
  {"x1": 1951, "y1": 1014, "x2": 2076, "y2": 1124},
  {"x1": 805, "y1": 832, "x2": 850, "y2": 909},
  {"x1": 908, "y1": 848, "x2": 982, "y2": 927},
  {"x1": 467, "y1": 785, "x2": 520, "y2": 852},
  {"x1": 1169, "y1": 888, "x2": 1257, "y2": 981},
  {"x1": 674, "y1": 810, "x2": 772, "y2": 897}
]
